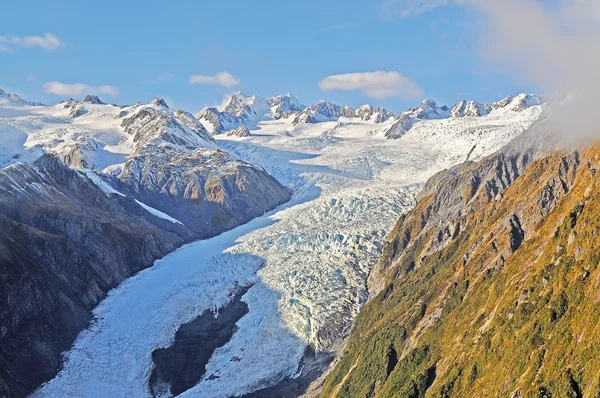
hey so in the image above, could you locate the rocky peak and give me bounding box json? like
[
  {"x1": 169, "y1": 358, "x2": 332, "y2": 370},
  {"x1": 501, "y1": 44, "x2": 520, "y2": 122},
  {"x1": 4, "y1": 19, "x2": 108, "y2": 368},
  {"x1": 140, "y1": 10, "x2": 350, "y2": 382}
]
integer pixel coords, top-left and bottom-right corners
[
  {"x1": 404, "y1": 99, "x2": 450, "y2": 120},
  {"x1": 121, "y1": 105, "x2": 214, "y2": 151},
  {"x1": 266, "y1": 93, "x2": 304, "y2": 119},
  {"x1": 0, "y1": 89, "x2": 43, "y2": 106},
  {"x1": 491, "y1": 93, "x2": 543, "y2": 111},
  {"x1": 226, "y1": 125, "x2": 251, "y2": 137},
  {"x1": 355, "y1": 104, "x2": 393, "y2": 123},
  {"x1": 83, "y1": 94, "x2": 105, "y2": 105},
  {"x1": 451, "y1": 99, "x2": 491, "y2": 118},
  {"x1": 385, "y1": 115, "x2": 414, "y2": 139},
  {"x1": 222, "y1": 92, "x2": 270, "y2": 119},
  {"x1": 151, "y1": 97, "x2": 169, "y2": 108}
]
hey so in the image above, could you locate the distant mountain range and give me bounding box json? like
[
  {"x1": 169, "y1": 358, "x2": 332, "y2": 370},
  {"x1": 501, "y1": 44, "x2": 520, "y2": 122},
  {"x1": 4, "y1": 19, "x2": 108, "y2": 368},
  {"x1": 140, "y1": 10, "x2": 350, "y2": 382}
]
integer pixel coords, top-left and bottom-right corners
[{"x1": 196, "y1": 91, "x2": 543, "y2": 137}]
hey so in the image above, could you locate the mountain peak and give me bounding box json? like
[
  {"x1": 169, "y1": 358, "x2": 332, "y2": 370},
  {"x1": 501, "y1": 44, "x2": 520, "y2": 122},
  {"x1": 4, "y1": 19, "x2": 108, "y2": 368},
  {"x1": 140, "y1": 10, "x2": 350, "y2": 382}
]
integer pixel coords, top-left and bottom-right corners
[
  {"x1": 150, "y1": 98, "x2": 169, "y2": 108},
  {"x1": 83, "y1": 95, "x2": 105, "y2": 105}
]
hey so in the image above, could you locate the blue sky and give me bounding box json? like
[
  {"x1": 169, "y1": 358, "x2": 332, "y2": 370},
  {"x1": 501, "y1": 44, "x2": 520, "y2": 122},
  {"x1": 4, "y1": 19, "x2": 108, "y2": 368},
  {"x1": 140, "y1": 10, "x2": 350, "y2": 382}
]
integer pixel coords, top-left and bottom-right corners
[{"x1": 0, "y1": 0, "x2": 538, "y2": 113}]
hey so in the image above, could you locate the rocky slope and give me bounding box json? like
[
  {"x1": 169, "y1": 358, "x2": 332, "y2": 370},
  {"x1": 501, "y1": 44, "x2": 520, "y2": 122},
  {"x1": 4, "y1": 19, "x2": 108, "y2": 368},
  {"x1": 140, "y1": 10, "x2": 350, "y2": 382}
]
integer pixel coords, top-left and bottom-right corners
[
  {"x1": 197, "y1": 92, "x2": 303, "y2": 134},
  {"x1": 0, "y1": 91, "x2": 292, "y2": 397},
  {"x1": 116, "y1": 145, "x2": 290, "y2": 237},
  {"x1": 0, "y1": 155, "x2": 197, "y2": 397},
  {"x1": 320, "y1": 130, "x2": 600, "y2": 396}
]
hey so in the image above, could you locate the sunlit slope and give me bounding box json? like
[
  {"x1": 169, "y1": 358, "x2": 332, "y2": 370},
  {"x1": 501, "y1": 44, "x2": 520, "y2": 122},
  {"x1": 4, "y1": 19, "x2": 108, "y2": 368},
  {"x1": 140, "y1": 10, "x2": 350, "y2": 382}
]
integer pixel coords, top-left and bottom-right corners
[{"x1": 322, "y1": 145, "x2": 600, "y2": 397}]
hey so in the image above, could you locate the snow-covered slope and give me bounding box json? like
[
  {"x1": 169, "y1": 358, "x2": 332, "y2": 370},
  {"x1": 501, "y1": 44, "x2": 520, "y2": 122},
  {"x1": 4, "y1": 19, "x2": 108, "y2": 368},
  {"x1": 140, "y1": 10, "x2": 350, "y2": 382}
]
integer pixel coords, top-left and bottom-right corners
[
  {"x1": 197, "y1": 92, "x2": 542, "y2": 137},
  {"x1": 0, "y1": 92, "x2": 216, "y2": 169},
  {"x1": 0, "y1": 88, "x2": 43, "y2": 107},
  {"x1": 34, "y1": 97, "x2": 544, "y2": 397},
  {"x1": 197, "y1": 92, "x2": 303, "y2": 134},
  {"x1": 385, "y1": 93, "x2": 544, "y2": 139}
]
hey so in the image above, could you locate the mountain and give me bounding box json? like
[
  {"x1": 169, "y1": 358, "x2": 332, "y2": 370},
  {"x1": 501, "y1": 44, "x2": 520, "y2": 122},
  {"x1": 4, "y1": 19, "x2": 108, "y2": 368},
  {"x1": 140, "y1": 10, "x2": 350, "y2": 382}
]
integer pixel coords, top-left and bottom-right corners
[
  {"x1": 384, "y1": 93, "x2": 545, "y2": 140},
  {"x1": 403, "y1": 99, "x2": 450, "y2": 120},
  {"x1": 227, "y1": 125, "x2": 251, "y2": 137},
  {"x1": 266, "y1": 93, "x2": 304, "y2": 119},
  {"x1": 0, "y1": 90, "x2": 291, "y2": 397},
  {"x1": 197, "y1": 93, "x2": 394, "y2": 133},
  {"x1": 320, "y1": 124, "x2": 600, "y2": 397},
  {"x1": 0, "y1": 88, "x2": 43, "y2": 106},
  {"x1": 451, "y1": 99, "x2": 491, "y2": 117},
  {"x1": 197, "y1": 92, "x2": 301, "y2": 134},
  {"x1": 354, "y1": 104, "x2": 394, "y2": 123}
]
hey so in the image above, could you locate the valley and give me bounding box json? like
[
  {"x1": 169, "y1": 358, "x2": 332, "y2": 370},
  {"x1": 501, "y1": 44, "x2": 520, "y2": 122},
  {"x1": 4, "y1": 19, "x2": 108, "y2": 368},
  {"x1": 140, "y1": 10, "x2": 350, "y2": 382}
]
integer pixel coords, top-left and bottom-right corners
[{"x1": 25, "y1": 98, "x2": 541, "y2": 397}]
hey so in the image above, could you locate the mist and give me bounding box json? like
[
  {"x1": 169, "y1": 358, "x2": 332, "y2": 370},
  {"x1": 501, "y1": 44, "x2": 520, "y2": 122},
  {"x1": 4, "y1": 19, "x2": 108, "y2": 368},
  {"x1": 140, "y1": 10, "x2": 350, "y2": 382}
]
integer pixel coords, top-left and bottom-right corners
[{"x1": 461, "y1": 0, "x2": 600, "y2": 141}]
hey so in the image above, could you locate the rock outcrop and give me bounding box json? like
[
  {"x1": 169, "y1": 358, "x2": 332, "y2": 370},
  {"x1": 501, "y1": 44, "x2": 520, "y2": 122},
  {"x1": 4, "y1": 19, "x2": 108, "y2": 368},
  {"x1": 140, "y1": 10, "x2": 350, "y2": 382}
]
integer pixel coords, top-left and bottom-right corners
[{"x1": 227, "y1": 125, "x2": 251, "y2": 137}]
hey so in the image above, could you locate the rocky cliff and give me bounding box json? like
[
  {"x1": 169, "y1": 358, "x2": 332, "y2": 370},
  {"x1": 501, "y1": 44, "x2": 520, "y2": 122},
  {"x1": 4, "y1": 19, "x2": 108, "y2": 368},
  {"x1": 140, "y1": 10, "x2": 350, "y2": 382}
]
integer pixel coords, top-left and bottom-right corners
[{"x1": 321, "y1": 137, "x2": 600, "y2": 397}]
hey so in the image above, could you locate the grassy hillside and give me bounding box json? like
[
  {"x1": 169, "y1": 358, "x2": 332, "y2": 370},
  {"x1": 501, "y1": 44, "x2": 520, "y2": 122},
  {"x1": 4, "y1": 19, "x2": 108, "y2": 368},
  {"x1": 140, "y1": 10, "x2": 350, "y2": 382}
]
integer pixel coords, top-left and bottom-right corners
[{"x1": 321, "y1": 146, "x2": 600, "y2": 397}]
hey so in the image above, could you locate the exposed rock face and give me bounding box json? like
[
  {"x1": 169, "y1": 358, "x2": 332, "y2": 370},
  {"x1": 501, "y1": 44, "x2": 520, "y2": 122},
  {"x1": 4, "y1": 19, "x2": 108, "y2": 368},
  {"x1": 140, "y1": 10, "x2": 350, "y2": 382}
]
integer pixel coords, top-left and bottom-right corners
[
  {"x1": 404, "y1": 99, "x2": 450, "y2": 120},
  {"x1": 293, "y1": 100, "x2": 355, "y2": 124},
  {"x1": 117, "y1": 146, "x2": 291, "y2": 236},
  {"x1": 384, "y1": 115, "x2": 413, "y2": 140},
  {"x1": 322, "y1": 133, "x2": 600, "y2": 397},
  {"x1": 82, "y1": 94, "x2": 105, "y2": 105},
  {"x1": 120, "y1": 105, "x2": 215, "y2": 151},
  {"x1": 149, "y1": 286, "x2": 251, "y2": 397},
  {"x1": 196, "y1": 106, "x2": 244, "y2": 135},
  {"x1": 150, "y1": 97, "x2": 169, "y2": 108},
  {"x1": 451, "y1": 100, "x2": 491, "y2": 117},
  {"x1": 0, "y1": 156, "x2": 197, "y2": 398},
  {"x1": 354, "y1": 104, "x2": 394, "y2": 123},
  {"x1": 227, "y1": 125, "x2": 251, "y2": 137},
  {"x1": 266, "y1": 93, "x2": 304, "y2": 119},
  {"x1": 0, "y1": 89, "x2": 43, "y2": 106}
]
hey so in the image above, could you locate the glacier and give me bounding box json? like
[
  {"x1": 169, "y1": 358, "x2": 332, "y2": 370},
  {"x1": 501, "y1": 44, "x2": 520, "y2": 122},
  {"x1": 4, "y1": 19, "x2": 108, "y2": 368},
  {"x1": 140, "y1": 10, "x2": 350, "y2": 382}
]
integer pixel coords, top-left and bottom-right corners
[{"x1": 32, "y1": 100, "x2": 542, "y2": 397}]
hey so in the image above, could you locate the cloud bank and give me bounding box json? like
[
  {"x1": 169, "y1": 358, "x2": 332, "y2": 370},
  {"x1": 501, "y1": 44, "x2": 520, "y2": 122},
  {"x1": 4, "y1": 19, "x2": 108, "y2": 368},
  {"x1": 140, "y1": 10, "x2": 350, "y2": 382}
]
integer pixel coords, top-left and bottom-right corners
[
  {"x1": 318, "y1": 71, "x2": 423, "y2": 100},
  {"x1": 458, "y1": 0, "x2": 600, "y2": 139},
  {"x1": 189, "y1": 71, "x2": 240, "y2": 88},
  {"x1": 0, "y1": 33, "x2": 63, "y2": 52},
  {"x1": 43, "y1": 82, "x2": 119, "y2": 97}
]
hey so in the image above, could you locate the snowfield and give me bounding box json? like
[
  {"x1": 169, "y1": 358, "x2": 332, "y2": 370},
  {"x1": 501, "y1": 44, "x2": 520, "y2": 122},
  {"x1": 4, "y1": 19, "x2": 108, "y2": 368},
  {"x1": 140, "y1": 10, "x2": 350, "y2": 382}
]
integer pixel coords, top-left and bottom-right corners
[{"x1": 30, "y1": 103, "x2": 542, "y2": 397}]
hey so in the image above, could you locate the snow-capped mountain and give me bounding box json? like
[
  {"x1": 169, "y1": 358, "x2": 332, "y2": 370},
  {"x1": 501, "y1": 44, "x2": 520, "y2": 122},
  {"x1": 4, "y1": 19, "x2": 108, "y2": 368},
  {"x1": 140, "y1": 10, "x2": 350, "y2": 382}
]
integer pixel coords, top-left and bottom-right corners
[
  {"x1": 198, "y1": 92, "x2": 542, "y2": 139},
  {"x1": 227, "y1": 125, "x2": 251, "y2": 137},
  {"x1": 0, "y1": 85, "x2": 547, "y2": 397},
  {"x1": 197, "y1": 92, "x2": 305, "y2": 134},
  {"x1": 403, "y1": 98, "x2": 450, "y2": 120},
  {"x1": 384, "y1": 93, "x2": 544, "y2": 139},
  {"x1": 451, "y1": 99, "x2": 491, "y2": 117},
  {"x1": 0, "y1": 88, "x2": 43, "y2": 107},
  {"x1": 292, "y1": 100, "x2": 355, "y2": 123},
  {"x1": 266, "y1": 93, "x2": 304, "y2": 119},
  {"x1": 197, "y1": 92, "x2": 269, "y2": 134}
]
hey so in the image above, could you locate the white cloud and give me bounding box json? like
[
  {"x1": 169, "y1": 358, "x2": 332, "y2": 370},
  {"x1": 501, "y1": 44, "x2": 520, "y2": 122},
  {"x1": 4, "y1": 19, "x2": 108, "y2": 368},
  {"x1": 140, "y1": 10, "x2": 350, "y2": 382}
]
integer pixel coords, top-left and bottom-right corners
[
  {"x1": 318, "y1": 71, "x2": 423, "y2": 100},
  {"x1": 455, "y1": 0, "x2": 600, "y2": 139},
  {"x1": 42, "y1": 81, "x2": 119, "y2": 97},
  {"x1": 189, "y1": 71, "x2": 240, "y2": 88},
  {"x1": 26, "y1": 74, "x2": 36, "y2": 83},
  {"x1": 380, "y1": 0, "x2": 449, "y2": 19},
  {"x1": 0, "y1": 33, "x2": 64, "y2": 52}
]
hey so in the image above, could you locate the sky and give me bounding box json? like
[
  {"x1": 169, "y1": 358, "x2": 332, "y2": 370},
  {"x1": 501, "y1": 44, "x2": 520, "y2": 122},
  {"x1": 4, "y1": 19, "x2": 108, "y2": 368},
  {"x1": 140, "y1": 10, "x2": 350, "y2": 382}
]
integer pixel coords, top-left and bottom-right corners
[{"x1": 0, "y1": 0, "x2": 540, "y2": 113}]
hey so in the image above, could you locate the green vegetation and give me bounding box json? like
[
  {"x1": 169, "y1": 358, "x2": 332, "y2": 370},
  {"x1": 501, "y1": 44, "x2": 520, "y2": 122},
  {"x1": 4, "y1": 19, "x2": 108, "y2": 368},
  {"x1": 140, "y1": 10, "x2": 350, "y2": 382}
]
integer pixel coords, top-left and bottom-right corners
[{"x1": 321, "y1": 148, "x2": 600, "y2": 397}]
